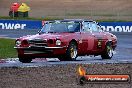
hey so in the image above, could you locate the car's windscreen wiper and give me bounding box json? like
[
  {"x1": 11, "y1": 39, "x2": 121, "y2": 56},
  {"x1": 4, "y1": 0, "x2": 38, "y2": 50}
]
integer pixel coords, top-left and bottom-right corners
[
  {"x1": 39, "y1": 31, "x2": 56, "y2": 34},
  {"x1": 69, "y1": 31, "x2": 75, "y2": 33},
  {"x1": 48, "y1": 31, "x2": 56, "y2": 33}
]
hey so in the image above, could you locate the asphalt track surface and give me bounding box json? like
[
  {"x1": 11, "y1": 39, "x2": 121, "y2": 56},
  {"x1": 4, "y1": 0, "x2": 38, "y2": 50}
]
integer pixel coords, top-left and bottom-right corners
[{"x1": 0, "y1": 29, "x2": 132, "y2": 67}]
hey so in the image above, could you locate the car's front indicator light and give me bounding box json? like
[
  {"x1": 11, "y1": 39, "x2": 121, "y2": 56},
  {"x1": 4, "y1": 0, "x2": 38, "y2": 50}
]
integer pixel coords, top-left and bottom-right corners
[{"x1": 56, "y1": 40, "x2": 61, "y2": 46}]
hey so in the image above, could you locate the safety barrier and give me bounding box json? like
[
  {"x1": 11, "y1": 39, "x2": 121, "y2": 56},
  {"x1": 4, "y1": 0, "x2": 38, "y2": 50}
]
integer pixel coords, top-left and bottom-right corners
[{"x1": 0, "y1": 20, "x2": 132, "y2": 32}]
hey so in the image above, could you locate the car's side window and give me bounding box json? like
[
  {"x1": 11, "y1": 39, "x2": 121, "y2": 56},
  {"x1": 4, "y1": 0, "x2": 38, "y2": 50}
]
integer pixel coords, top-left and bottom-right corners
[
  {"x1": 91, "y1": 22, "x2": 99, "y2": 32},
  {"x1": 68, "y1": 23, "x2": 80, "y2": 32},
  {"x1": 97, "y1": 25, "x2": 103, "y2": 32},
  {"x1": 82, "y1": 22, "x2": 101, "y2": 32},
  {"x1": 82, "y1": 22, "x2": 92, "y2": 32}
]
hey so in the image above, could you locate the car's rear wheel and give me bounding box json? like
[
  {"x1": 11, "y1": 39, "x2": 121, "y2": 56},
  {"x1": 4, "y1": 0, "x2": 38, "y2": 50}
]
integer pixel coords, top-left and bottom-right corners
[
  {"x1": 66, "y1": 42, "x2": 78, "y2": 61},
  {"x1": 19, "y1": 57, "x2": 32, "y2": 63},
  {"x1": 58, "y1": 56, "x2": 66, "y2": 61},
  {"x1": 101, "y1": 43, "x2": 113, "y2": 59}
]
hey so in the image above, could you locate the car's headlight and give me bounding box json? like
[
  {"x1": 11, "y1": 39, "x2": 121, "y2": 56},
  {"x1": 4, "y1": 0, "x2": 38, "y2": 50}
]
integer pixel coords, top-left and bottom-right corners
[
  {"x1": 56, "y1": 40, "x2": 61, "y2": 46},
  {"x1": 16, "y1": 40, "x2": 21, "y2": 46}
]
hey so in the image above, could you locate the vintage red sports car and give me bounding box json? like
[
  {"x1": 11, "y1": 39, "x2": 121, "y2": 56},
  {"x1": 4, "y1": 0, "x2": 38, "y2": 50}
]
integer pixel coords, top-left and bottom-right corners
[{"x1": 14, "y1": 19, "x2": 117, "y2": 63}]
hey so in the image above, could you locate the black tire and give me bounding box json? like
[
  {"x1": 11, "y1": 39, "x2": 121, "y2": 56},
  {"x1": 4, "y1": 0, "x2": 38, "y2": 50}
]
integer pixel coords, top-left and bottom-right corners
[
  {"x1": 101, "y1": 42, "x2": 113, "y2": 59},
  {"x1": 18, "y1": 12, "x2": 24, "y2": 17},
  {"x1": 19, "y1": 57, "x2": 32, "y2": 63},
  {"x1": 9, "y1": 11, "x2": 18, "y2": 17},
  {"x1": 9, "y1": 11, "x2": 13, "y2": 17},
  {"x1": 14, "y1": 12, "x2": 18, "y2": 17},
  {"x1": 23, "y1": 11, "x2": 28, "y2": 17},
  {"x1": 66, "y1": 42, "x2": 78, "y2": 61},
  {"x1": 58, "y1": 55, "x2": 66, "y2": 61}
]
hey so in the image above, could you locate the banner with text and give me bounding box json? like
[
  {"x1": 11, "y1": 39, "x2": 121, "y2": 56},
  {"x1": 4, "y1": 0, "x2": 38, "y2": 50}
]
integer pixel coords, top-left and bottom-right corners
[
  {"x1": 100, "y1": 22, "x2": 132, "y2": 32},
  {"x1": 0, "y1": 20, "x2": 42, "y2": 30},
  {"x1": 0, "y1": 20, "x2": 132, "y2": 32}
]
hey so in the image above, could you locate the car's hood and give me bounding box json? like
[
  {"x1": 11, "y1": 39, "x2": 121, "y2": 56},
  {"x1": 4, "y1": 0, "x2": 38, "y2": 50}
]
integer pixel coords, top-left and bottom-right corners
[{"x1": 20, "y1": 33, "x2": 73, "y2": 40}]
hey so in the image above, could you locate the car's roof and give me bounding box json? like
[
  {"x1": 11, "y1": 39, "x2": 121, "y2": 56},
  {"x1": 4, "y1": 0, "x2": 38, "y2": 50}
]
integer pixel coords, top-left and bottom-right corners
[
  {"x1": 47, "y1": 19, "x2": 95, "y2": 23},
  {"x1": 63, "y1": 19, "x2": 93, "y2": 22}
]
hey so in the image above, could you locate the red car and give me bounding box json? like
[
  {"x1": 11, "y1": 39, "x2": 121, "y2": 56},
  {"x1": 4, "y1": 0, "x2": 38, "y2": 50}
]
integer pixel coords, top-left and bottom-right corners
[{"x1": 14, "y1": 19, "x2": 117, "y2": 63}]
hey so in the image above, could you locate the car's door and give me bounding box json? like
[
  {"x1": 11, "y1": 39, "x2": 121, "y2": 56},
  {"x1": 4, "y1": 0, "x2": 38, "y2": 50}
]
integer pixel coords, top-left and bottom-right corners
[
  {"x1": 81, "y1": 21, "x2": 96, "y2": 52},
  {"x1": 88, "y1": 22, "x2": 105, "y2": 51}
]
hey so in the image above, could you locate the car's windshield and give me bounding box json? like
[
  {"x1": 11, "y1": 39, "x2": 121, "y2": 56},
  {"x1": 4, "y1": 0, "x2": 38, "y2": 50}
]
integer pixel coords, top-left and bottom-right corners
[{"x1": 40, "y1": 22, "x2": 80, "y2": 33}]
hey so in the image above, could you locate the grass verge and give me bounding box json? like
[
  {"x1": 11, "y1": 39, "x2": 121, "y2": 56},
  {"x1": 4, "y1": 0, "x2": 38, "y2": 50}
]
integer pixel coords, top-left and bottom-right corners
[
  {"x1": 0, "y1": 16, "x2": 63, "y2": 21},
  {"x1": 0, "y1": 38, "x2": 17, "y2": 59},
  {"x1": 0, "y1": 16, "x2": 132, "y2": 22}
]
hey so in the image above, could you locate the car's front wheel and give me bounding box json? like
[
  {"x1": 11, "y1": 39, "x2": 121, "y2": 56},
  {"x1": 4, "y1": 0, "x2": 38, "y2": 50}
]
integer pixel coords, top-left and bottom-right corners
[
  {"x1": 101, "y1": 43, "x2": 113, "y2": 59},
  {"x1": 66, "y1": 42, "x2": 78, "y2": 61},
  {"x1": 59, "y1": 42, "x2": 78, "y2": 61},
  {"x1": 19, "y1": 57, "x2": 32, "y2": 63}
]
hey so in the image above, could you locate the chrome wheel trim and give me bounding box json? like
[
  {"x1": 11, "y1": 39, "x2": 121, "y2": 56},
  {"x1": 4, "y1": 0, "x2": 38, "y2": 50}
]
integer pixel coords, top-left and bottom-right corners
[
  {"x1": 70, "y1": 47, "x2": 77, "y2": 59},
  {"x1": 107, "y1": 46, "x2": 113, "y2": 57}
]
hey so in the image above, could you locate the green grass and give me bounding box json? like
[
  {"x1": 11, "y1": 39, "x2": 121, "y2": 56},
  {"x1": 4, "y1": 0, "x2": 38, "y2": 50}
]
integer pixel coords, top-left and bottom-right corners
[
  {"x1": 1, "y1": 16, "x2": 132, "y2": 22},
  {"x1": 0, "y1": 38, "x2": 17, "y2": 59},
  {"x1": 66, "y1": 13, "x2": 117, "y2": 17}
]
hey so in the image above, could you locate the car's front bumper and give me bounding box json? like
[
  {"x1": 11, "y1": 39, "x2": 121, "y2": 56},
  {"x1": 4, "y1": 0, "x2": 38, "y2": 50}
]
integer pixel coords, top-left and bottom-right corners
[
  {"x1": 14, "y1": 46, "x2": 66, "y2": 49},
  {"x1": 14, "y1": 46, "x2": 67, "y2": 55}
]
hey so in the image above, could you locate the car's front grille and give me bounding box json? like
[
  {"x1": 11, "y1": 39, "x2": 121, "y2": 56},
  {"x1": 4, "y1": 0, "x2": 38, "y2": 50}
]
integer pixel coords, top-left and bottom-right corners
[{"x1": 28, "y1": 39, "x2": 47, "y2": 47}]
